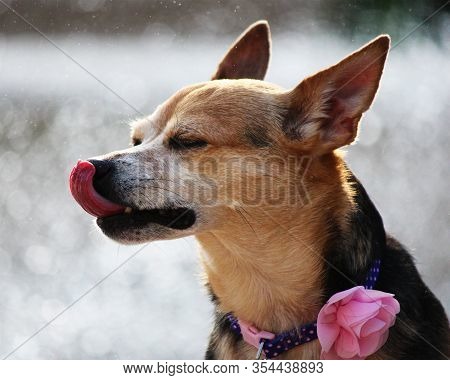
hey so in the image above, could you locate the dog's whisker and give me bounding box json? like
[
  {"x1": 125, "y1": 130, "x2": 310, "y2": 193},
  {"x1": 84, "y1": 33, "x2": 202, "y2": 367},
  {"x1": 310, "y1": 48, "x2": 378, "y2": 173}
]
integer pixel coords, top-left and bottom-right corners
[
  {"x1": 139, "y1": 177, "x2": 176, "y2": 184},
  {"x1": 235, "y1": 206, "x2": 259, "y2": 240},
  {"x1": 144, "y1": 185, "x2": 186, "y2": 201}
]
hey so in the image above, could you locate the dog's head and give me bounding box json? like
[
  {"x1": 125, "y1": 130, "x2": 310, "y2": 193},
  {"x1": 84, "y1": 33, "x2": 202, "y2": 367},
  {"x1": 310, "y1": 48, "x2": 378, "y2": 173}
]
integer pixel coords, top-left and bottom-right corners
[{"x1": 70, "y1": 21, "x2": 390, "y2": 244}]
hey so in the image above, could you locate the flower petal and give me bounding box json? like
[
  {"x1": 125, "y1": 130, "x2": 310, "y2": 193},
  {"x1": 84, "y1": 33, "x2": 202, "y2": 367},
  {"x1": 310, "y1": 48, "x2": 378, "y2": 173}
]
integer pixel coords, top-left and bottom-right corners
[
  {"x1": 376, "y1": 304, "x2": 399, "y2": 328},
  {"x1": 319, "y1": 304, "x2": 338, "y2": 324},
  {"x1": 335, "y1": 329, "x2": 359, "y2": 359},
  {"x1": 352, "y1": 288, "x2": 394, "y2": 303},
  {"x1": 320, "y1": 349, "x2": 341, "y2": 360},
  {"x1": 360, "y1": 317, "x2": 386, "y2": 337},
  {"x1": 317, "y1": 320, "x2": 341, "y2": 352},
  {"x1": 359, "y1": 330, "x2": 390, "y2": 357},
  {"x1": 326, "y1": 286, "x2": 365, "y2": 306},
  {"x1": 318, "y1": 288, "x2": 400, "y2": 360},
  {"x1": 349, "y1": 319, "x2": 367, "y2": 338},
  {"x1": 337, "y1": 300, "x2": 381, "y2": 328},
  {"x1": 380, "y1": 296, "x2": 401, "y2": 316}
]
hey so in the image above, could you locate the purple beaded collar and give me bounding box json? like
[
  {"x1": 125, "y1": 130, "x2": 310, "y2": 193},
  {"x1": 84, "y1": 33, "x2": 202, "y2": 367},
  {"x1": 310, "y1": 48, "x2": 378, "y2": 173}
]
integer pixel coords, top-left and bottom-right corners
[{"x1": 226, "y1": 259, "x2": 381, "y2": 359}]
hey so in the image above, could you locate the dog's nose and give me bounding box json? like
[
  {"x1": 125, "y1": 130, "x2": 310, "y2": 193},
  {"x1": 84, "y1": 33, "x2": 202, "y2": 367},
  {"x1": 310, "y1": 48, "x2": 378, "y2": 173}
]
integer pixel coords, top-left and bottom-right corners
[
  {"x1": 88, "y1": 159, "x2": 114, "y2": 181},
  {"x1": 87, "y1": 159, "x2": 116, "y2": 200}
]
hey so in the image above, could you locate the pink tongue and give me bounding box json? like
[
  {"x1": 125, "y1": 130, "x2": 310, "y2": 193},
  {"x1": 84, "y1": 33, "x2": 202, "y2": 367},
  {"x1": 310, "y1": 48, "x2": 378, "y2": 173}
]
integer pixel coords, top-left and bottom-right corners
[{"x1": 69, "y1": 160, "x2": 125, "y2": 218}]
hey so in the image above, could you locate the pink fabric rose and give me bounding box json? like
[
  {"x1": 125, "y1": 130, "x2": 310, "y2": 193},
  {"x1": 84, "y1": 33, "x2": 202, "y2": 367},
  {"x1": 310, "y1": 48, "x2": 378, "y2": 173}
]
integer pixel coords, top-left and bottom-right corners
[{"x1": 317, "y1": 286, "x2": 400, "y2": 359}]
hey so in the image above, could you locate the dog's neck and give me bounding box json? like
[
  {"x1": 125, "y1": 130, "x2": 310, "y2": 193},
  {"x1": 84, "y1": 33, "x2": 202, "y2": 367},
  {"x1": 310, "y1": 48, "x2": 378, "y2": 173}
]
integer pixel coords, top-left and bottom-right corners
[
  {"x1": 196, "y1": 152, "x2": 373, "y2": 333},
  {"x1": 197, "y1": 209, "x2": 326, "y2": 332}
]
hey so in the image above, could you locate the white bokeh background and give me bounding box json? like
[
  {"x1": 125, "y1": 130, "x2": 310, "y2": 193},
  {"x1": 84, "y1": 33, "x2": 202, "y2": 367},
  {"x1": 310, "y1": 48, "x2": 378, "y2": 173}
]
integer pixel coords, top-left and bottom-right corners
[{"x1": 0, "y1": 4, "x2": 449, "y2": 359}]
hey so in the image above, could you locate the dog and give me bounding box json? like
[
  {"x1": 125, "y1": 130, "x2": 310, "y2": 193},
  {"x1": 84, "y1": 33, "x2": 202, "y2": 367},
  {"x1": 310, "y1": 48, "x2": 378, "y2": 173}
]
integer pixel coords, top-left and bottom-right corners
[{"x1": 70, "y1": 21, "x2": 449, "y2": 359}]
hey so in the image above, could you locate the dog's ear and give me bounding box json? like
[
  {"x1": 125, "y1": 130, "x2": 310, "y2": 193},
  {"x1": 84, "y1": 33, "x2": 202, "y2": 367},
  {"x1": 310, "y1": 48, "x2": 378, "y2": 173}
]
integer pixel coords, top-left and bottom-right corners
[
  {"x1": 282, "y1": 35, "x2": 390, "y2": 153},
  {"x1": 211, "y1": 21, "x2": 271, "y2": 81}
]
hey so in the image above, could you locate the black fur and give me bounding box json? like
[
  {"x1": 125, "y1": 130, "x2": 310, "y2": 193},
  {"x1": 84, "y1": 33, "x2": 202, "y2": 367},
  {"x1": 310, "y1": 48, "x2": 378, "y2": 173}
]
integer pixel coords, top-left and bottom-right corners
[
  {"x1": 323, "y1": 173, "x2": 386, "y2": 296},
  {"x1": 205, "y1": 284, "x2": 243, "y2": 360},
  {"x1": 324, "y1": 173, "x2": 450, "y2": 359}
]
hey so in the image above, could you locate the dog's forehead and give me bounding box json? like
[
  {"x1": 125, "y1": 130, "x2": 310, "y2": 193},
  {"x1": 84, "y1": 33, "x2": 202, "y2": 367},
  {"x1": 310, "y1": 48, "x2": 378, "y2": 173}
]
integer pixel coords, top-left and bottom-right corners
[
  {"x1": 173, "y1": 80, "x2": 286, "y2": 133},
  {"x1": 177, "y1": 80, "x2": 284, "y2": 110},
  {"x1": 131, "y1": 80, "x2": 285, "y2": 139}
]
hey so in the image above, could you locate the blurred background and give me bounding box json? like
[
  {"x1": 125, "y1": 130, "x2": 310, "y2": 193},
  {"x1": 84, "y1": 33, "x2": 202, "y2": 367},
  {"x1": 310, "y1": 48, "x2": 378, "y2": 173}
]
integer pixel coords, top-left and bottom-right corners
[{"x1": 0, "y1": 0, "x2": 448, "y2": 359}]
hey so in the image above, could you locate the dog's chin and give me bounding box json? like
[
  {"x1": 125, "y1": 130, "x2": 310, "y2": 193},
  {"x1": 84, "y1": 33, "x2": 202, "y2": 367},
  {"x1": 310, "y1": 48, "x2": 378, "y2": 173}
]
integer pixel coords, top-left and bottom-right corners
[{"x1": 96, "y1": 207, "x2": 197, "y2": 244}]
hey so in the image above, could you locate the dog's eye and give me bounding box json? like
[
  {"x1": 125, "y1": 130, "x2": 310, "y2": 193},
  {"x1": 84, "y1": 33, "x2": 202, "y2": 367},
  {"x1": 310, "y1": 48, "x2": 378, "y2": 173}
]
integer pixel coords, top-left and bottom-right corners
[
  {"x1": 131, "y1": 138, "x2": 142, "y2": 147},
  {"x1": 168, "y1": 136, "x2": 207, "y2": 150}
]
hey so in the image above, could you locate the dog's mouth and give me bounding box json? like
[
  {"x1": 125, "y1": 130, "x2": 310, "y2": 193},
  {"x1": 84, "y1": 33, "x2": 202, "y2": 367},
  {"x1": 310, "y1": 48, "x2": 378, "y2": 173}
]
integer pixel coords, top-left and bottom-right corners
[
  {"x1": 97, "y1": 207, "x2": 196, "y2": 231},
  {"x1": 69, "y1": 160, "x2": 196, "y2": 231}
]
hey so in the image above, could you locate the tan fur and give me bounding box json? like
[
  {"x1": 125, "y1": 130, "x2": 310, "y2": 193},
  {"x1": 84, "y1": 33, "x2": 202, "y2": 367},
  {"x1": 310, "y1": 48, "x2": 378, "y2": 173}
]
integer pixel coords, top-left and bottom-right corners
[
  {"x1": 80, "y1": 20, "x2": 450, "y2": 359},
  {"x1": 196, "y1": 153, "x2": 353, "y2": 331},
  {"x1": 124, "y1": 29, "x2": 390, "y2": 359},
  {"x1": 194, "y1": 152, "x2": 355, "y2": 359}
]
